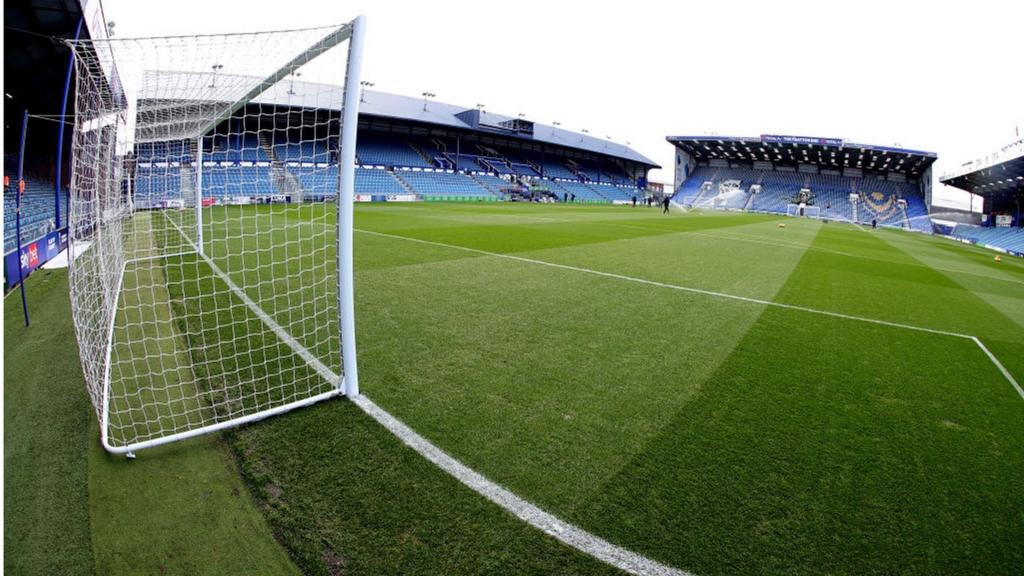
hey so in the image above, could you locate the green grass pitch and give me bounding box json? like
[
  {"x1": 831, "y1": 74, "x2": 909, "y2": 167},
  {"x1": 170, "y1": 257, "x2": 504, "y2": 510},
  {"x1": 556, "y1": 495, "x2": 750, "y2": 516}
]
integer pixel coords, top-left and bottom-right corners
[{"x1": 5, "y1": 201, "x2": 1023, "y2": 575}]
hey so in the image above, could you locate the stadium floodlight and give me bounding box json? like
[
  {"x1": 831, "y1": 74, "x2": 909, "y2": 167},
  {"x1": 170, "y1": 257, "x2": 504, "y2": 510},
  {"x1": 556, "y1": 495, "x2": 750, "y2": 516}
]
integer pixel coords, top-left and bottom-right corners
[
  {"x1": 360, "y1": 80, "x2": 374, "y2": 102},
  {"x1": 208, "y1": 64, "x2": 223, "y2": 89},
  {"x1": 287, "y1": 71, "x2": 302, "y2": 95},
  {"x1": 67, "y1": 17, "x2": 367, "y2": 456}
]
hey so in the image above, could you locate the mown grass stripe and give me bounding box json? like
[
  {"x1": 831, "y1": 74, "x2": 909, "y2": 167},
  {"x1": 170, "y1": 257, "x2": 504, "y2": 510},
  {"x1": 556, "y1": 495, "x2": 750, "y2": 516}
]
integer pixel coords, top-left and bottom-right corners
[
  {"x1": 354, "y1": 395, "x2": 691, "y2": 576},
  {"x1": 355, "y1": 227, "x2": 1023, "y2": 399},
  {"x1": 172, "y1": 211, "x2": 692, "y2": 575}
]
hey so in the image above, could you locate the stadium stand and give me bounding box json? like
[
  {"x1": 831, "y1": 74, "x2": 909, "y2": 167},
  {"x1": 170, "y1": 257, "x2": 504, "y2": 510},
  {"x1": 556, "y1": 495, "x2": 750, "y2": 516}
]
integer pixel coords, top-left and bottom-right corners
[
  {"x1": 472, "y1": 173, "x2": 517, "y2": 195},
  {"x1": 135, "y1": 167, "x2": 184, "y2": 205},
  {"x1": 357, "y1": 133, "x2": 432, "y2": 168},
  {"x1": 5, "y1": 90, "x2": 654, "y2": 272},
  {"x1": 951, "y1": 224, "x2": 1024, "y2": 253},
  {"x1": 354, "y1": 168, "x2": 406, "y2": 195},
  {"x1": 669, "y1": 136, "x2": 937, "y2": 230},
  {"x1": 395, "y1": 170, "x2": 497, "y2": 199},
  {"x1": 539, "y1": 160, "x2": 578, "y2": 180},
  {"x1": 3, "y1": 173, "x2": 65, "y2": 252},
  {"x1": 549, "y1": 180, "x2": 606, "y2": 202},
  {"x1": 939, "y1": 138, "x2": 1024, "y2": 254},
  {"x1": 125, "y1": 124, "x2": 652, "y2": 204},
  {"x1": 588, "y1": 182, "x2": 633, "y2": 202}
]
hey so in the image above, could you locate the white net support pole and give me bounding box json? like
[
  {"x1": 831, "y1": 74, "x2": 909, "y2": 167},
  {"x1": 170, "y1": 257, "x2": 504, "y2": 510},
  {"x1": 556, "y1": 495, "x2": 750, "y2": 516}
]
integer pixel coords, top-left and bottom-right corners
[
  {"x1": 337, "y1": 15, "x2": 365, "y2": 398},
  {"x1": 195, "y1": 136, "x2": 204, "y2": 256}
]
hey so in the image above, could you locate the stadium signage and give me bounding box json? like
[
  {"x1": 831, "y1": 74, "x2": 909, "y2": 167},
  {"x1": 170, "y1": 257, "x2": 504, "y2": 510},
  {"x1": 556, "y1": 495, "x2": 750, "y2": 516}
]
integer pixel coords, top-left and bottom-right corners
[
  {"x1": 761, "y1": 134, "x2": 844, "y2": 147},
  {"x1": 4, "y1": 228, "x2": 69, "y2": 288}
]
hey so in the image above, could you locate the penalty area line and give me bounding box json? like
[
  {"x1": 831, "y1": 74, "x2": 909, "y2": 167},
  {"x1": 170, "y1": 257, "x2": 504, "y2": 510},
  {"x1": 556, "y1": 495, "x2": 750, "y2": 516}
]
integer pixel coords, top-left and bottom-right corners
[{"x1": 356, "y1": 228, "x2": 1023, "y2": 400}]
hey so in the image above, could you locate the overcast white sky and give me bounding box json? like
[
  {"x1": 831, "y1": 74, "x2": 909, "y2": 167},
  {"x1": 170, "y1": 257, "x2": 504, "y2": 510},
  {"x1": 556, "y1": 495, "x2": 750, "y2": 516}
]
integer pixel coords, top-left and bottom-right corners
[{"x1": 103, "y1": 0, "x2": 1022, "y2": 208}]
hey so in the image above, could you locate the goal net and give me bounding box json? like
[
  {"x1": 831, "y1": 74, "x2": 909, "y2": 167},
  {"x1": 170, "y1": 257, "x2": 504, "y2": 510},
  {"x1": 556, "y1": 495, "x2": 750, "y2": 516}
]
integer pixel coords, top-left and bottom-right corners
[
  {"x1": 67, "y1": 18, "x2": 365, "y2": 455},
  {"x1": 786, "y1": 203, "x2": 821, "y2": 218}
]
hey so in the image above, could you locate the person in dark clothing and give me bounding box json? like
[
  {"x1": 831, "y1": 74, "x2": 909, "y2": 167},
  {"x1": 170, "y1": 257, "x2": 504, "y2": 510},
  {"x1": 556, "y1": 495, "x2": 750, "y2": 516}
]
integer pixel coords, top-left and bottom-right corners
[
  {"x1": 563, "y1": 192, "x2": 568, "y2": 203},
  {"x1": 571, "y1": 193, "x2": 576, "y2": 202},
  {"x1": 662, "y1": 196, "x2": 670, "y2": 214},
  {"x1": 871, "y1": 218, "x2": 877, "y2": 229},
  {"x1": 632, "y1": 195, "x2": 637, "y2": 207}
]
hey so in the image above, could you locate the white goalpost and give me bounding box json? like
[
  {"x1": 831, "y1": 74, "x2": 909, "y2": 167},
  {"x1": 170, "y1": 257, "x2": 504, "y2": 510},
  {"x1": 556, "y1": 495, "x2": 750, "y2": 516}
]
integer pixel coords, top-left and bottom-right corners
[
  {"x1": 67, "y1": 17, "x2": 366, "y2": 456},
  {"x1": 786, "y1": 203, "x2": 821, "y2": 219}
]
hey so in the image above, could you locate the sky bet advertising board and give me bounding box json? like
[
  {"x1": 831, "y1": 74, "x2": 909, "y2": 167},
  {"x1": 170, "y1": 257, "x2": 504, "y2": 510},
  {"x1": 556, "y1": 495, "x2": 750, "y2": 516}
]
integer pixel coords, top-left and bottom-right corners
[{"x1": 4, "y1": 229, "x2": 68, "y2": 288}]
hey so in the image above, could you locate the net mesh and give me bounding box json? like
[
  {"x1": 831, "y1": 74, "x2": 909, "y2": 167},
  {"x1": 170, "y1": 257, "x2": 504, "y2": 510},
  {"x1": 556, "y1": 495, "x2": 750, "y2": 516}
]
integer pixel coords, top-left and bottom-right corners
[
  {"x1": 786, "y1": 204, "x2": 821, "y2": 218},
  {"x1": 68, "y1": 24, "x2": 355, "y2": 449}
]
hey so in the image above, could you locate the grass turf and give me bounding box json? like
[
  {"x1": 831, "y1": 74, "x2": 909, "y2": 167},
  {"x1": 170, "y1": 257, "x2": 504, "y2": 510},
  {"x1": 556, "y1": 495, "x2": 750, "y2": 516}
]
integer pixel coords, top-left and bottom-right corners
[
  {"x1": 6, "y1": 202, "x2": 1024, "y2": 575},
  {"x1": 4, "y1": 270, "x2": 94, "y2": 576},
  {"x1": 347, "y1": 204, "x2": 1024, "y2": 574},
  {"x1": 4, "y1": 269, "x2": 300, "y2": 576}
]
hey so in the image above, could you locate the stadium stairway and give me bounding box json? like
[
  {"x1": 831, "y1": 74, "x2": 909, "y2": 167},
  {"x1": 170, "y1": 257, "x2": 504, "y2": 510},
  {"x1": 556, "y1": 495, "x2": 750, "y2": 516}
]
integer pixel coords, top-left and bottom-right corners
[
  {"x1": 259, "y1": 134, "x2": 306, "y2": 200},
  {"x1": 565, "y1": 160, "x2": 591, "y2": 182},
  {"x1": 180, "y1": 164, "x2": 195, "y2": 201},
  {"x1": 408, "y1": 141, "x2": 437, "y2": 167},
  {"x1": 386, "y1": 170, "x2": 419, "y2": 197},
  {"x1": 743, "y1": 188, "x2": 757, "y2": 211},
  {"x1": 540, "y1": 160, "x2": 578, "y2": 180},
  {"x1": 692, "y1": 179, "x2": 717, "y2": 207},
  {"x1": 469, "y1": 173, "x2": 505, "y2": 195}
]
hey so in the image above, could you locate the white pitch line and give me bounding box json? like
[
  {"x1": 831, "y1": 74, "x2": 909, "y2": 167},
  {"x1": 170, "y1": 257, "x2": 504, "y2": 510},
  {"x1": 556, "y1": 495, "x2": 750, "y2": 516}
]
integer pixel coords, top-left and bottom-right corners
[
  {"x1": 155, "y1": 212, "x2": 1020, "y2": 574},
  {"x1": 356, "y1": 228, "x2": 1023, "y2": 397},
  {"x1": 163, "y1": 213, "x2": 337, "y2": 384},
  {"x1": 971, "y1": 337, "x2": 1024, "y2": 400},
  {"x1": 353, "y1": 395, "x2": 691, "y2": 576},
  {"x1": 485, "y1": 212, "x2": 1024, "y2": 287},
  {"x1": 356, "y1": 229, "x2": 967, "y2": 338},
  {"x1": 674, "y1": 228, "x2": 1024, "y2": 286},
  {"x1": 164, "y1": 213, "x2": 691, "y2": 576}
]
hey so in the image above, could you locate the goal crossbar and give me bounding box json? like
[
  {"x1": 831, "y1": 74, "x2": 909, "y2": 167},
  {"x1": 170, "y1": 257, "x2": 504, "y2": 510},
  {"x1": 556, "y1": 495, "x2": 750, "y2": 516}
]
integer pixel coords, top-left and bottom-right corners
[{"x1": 195, "y1": 22, "x2": 354, "y2": 138}]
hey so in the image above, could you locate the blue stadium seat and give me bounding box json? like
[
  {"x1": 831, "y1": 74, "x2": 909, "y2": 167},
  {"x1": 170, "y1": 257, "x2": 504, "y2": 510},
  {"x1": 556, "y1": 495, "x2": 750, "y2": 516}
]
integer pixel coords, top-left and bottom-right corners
[
  {"x1": 397, "y1": 171, "x2": 496, "y2": 198},
  {"x1": 952, "y1": 224, "x2": 1024, "y2": 254},
  {"x1": 357, "y1": 134, "x2": 433, "y2": 168},
  {"x1": 3, "y1": 174, "x2": 66, "y2": 251},
  {"x1": 673, "y1": 165, "x2": 930, "y2": 228}
]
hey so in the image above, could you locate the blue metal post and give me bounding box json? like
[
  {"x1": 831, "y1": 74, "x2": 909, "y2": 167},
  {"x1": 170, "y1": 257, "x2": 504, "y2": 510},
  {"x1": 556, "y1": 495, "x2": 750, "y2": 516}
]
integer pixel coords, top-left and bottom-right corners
[
  {"x1": 16, "y1": 109, "x2": 31, "y2": 326},
  {"x1": 54, "y1": 17, "x2": 83, "y2": 231}
]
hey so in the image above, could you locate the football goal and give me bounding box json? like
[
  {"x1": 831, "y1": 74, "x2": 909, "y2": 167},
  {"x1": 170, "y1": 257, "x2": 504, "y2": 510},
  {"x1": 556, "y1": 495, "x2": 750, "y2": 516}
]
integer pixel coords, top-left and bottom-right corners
[
  {"x1": 67, "y1": 18, "x2": 366, "y2": 456},
  {"x1": 786, "y1": 203, "x2": 821, "y2": 218}
]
